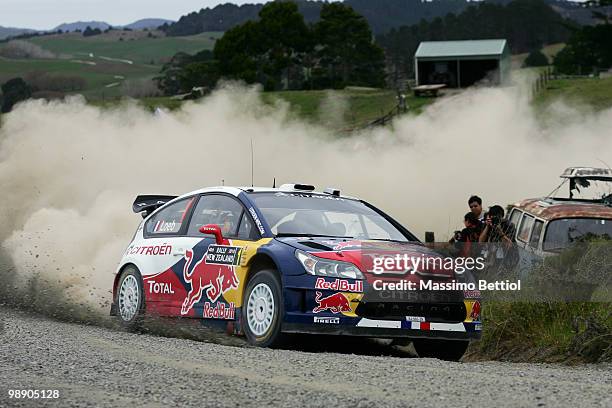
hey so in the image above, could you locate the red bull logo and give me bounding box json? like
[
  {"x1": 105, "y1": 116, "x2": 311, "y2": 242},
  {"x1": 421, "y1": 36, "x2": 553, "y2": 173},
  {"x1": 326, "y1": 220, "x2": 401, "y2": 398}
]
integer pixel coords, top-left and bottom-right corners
[
  {"x1": 181, "y1": 249, "x2": 239, "y2": 315},
  {"x1": 313, "y1": 291, "x2": 351, "y2": 314},
  {"x1": 470, "y1": 301, "x2": 481, "y2": 321}
]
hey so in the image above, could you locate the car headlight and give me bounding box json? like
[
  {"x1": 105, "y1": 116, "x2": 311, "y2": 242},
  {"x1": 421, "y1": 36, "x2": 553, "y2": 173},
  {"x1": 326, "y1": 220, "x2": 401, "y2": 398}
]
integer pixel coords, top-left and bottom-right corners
[{"x1": 295, "y1": 249, "x2": 364, "y2": 280}]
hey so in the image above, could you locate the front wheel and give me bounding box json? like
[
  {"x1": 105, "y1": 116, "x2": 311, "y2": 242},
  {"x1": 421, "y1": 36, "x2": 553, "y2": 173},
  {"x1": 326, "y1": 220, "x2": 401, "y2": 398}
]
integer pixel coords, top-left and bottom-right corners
[
  {"x1": 116, "y1": 266, "x2": 145, "y2": 331},
  {"x1": 413, "y1": 339, "x2": 469, "y2": 361},
  {"x1": 242, "y1": 269, "x2": 284, "y2": 347}
]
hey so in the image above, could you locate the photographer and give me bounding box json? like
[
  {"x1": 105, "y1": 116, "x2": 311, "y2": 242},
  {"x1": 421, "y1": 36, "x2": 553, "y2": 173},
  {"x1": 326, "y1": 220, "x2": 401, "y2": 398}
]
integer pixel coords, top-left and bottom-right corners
[
  {"x1": 479, "y1": 205, "x2": 518, "y2": 272},
  {"x1": 479, "y1": 205, "x2": 514, "y2": 244},
  {"x1": 450, "y1": 212, "x2": 483, "y2": 257}
]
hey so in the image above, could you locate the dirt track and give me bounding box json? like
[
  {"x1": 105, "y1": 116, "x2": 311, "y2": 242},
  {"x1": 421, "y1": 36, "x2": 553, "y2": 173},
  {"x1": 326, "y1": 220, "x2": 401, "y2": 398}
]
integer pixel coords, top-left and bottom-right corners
[{"x1": 1, "y1": 306, "x2": 611, "y2": 408}]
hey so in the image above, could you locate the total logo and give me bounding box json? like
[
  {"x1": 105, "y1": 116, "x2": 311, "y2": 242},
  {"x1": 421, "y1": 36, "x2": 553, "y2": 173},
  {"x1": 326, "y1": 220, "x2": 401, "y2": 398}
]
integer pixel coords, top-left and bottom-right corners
[
  {"x1": 314, "y1": 277, "x2": 363, "y2": 293},
  {"x1": 147, "y1": 281, "x2": 175, "y2": 294}
]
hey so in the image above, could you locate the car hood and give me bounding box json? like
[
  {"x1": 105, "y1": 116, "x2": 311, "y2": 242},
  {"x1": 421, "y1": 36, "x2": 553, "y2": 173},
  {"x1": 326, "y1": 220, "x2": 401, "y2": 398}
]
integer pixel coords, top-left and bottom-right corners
[{"x1": 275, "y1": 237, "x2": 454, "y2": 279}]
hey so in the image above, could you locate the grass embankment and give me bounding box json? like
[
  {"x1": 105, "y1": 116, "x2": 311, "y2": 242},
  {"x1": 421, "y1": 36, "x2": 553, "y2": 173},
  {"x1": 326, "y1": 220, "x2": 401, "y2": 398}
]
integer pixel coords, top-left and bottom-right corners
[
  {"x1": 468, "y1": 240, "x2": 612, "y2": 364},
  {"x1": 467, "y1": 302, "x2": 611, "y2": 363},
  {"x1": 534, "y1": 76, "x2": 612, "y2": 111}
]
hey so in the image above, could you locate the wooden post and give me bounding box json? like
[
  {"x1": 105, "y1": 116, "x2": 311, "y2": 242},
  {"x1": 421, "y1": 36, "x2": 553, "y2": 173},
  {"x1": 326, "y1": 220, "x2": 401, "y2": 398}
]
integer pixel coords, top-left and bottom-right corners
[{"x1": 425, "y1": 231, "x2": 435, "y2": 243}]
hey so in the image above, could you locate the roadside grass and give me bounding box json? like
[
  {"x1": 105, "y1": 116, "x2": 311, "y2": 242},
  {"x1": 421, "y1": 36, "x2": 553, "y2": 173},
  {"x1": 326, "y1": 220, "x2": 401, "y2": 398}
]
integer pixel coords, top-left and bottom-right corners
[
  {"x1": 26, "y1": 31, "x2": 223, "y2": 65},
  {"x1": 469, "y1": 301, "x2": 611, "y2": 363},
  {"x1": 534, "y1": 76, "x2": 612, "y2": 112},
  {"x1": 468, "y1": 239, "x2": 612, "y2": 364}
]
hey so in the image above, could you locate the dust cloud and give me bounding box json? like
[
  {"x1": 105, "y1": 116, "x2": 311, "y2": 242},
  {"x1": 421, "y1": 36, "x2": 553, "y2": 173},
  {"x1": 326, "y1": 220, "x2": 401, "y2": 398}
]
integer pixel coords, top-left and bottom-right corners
[{"x1": 0, "y1": 81, "x2": 611, "y2": 316}]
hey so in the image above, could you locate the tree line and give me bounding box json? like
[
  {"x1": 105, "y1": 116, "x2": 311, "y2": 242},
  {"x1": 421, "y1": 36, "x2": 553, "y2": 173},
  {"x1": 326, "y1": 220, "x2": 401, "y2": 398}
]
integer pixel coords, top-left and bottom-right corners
[
  {"x1": 156, "y1": 2, "x2": 385, "y2": 94},
  {"x1": 160, "y1": 0, "x2": 473, "y2": 37}
]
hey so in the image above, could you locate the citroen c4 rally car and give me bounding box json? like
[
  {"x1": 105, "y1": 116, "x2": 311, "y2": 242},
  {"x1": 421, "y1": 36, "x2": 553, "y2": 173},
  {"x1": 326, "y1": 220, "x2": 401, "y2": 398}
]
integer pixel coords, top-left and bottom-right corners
[{"x1": 111, "y1": 184, "x2": 481, "y2": 360}]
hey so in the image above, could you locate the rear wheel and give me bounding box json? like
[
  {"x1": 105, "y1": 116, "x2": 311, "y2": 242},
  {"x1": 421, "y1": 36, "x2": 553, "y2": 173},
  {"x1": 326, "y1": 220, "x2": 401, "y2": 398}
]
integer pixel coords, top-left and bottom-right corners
[
  {"x1": 413, "y1": 339, "x2": 469, "y2": 361},
  {"x1": 242, "y1": 269, "x2": 284, "y2": 347},
  {"x1": 116, "y1": 266, "x2": 145, "y2": 331}
]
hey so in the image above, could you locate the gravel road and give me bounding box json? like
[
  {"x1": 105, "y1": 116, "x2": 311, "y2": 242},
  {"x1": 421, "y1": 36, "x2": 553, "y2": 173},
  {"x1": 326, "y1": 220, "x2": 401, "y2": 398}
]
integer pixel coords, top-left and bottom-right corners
[{"x1": 1, "y1": 306, "x2": 610, "y2": 408}]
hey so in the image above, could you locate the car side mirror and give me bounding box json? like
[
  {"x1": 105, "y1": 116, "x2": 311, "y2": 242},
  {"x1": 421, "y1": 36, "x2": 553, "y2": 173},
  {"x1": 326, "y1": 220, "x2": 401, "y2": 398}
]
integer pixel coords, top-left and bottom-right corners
[{"x1": 199, "y1": 224, "x2": 223, "y2": 244}]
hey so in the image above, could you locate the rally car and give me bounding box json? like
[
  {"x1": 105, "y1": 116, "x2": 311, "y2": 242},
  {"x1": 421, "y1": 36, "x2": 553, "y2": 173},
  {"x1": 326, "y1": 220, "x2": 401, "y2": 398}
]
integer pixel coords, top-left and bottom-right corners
[{"x1": 111, "y1": 184, "x2": 481, "y2": 360}]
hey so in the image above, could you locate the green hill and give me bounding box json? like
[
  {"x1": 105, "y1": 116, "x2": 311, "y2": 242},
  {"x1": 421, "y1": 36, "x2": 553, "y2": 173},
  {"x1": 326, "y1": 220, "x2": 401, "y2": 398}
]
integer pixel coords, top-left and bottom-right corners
[{"x1": 27, "y1": 31, "x2": 222, "y2": 65}]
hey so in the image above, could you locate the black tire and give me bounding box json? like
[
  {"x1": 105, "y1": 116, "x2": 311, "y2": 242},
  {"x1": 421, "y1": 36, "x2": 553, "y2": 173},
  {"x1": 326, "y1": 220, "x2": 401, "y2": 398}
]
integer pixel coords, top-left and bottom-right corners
[
  {"x1": 413, "y1": 339, "x2": 469, "y2": 361},
  {"x1": 115, "y1": 265, "x2": 145, "y2": 331},
  {"x1": 242, "y1": 269, "x2": 284, "y2": 347}
]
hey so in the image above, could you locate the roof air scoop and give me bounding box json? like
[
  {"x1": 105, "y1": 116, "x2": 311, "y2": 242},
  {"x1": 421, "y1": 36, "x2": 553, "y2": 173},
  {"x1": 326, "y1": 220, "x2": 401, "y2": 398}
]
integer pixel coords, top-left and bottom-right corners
[{"x1": 279, "y1": 183, "x2": 315, "y2": 191}]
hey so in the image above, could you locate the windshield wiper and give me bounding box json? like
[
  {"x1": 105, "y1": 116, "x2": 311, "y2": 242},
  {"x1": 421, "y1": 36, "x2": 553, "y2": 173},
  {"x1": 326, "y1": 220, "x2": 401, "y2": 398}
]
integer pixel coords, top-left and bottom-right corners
[
  {"x1": 367, "y1": 238, "x2": 411, "y2": 243},
  {"x1": 275, "y1": 233, "x2": 356, "y2": 239}
]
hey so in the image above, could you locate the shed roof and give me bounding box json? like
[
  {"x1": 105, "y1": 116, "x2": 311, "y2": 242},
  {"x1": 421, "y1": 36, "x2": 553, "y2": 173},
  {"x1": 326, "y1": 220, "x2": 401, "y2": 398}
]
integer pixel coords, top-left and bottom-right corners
[{"x1": 415, "y1": 39, "x2": 508, "y2": 59}]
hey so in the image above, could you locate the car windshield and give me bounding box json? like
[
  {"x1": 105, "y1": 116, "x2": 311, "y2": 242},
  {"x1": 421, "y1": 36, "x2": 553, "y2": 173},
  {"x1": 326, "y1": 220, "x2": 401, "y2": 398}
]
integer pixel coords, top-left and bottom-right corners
[
  {"x1": 543, "y1": 217, "x2": 612, "y2": 251},
  {"x1": 248, "y1": 192, "x2": 413, "y2": 242}
]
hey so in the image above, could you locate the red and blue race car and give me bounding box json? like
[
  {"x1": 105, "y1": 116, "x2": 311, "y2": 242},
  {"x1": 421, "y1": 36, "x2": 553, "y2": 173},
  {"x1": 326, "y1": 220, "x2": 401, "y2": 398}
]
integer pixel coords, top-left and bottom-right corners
[{"x1": 111, "y1": 184, "x2": 481, "y2": 360}]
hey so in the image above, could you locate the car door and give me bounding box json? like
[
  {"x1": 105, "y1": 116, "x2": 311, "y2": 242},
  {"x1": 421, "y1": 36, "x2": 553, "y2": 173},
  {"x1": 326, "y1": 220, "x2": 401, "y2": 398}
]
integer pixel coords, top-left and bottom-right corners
[
  {"x1": 138, "y1": 196, "x2": 197, "y2": 315},
  {"x1": 179, "y1": 193, "x2": 250, "y2": 319}
]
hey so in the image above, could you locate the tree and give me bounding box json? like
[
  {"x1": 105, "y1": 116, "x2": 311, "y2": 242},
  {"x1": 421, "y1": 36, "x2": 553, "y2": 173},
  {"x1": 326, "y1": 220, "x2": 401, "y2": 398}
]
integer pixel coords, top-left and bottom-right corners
[
  {"x1": 213, "y1": 2, "x2": 312, "y2": 90},
  {"x1": 155, "y1": 50, "x2": 216, "y2": 95},
  {"x1": 1, "y1": 78, "x2": 32, "y2": 113},
  {"x1": 314, "y1": 3, "x2": 386, "y2": 88},
  {"x1": 554, "y1": 24, "x2": 612, "y2": 74},
  {"x1": 82, "y1": 26, "x2": 102, "y2": 37},
  {"x1": 257, "y1": 1, "x2": 313, "y2": 90},
  {"x1": 523, "y1": 49, "x2": 549, "y2": 67},
  {"x1": 213, "y1": 21, "x2": 263, "y2": 85}
]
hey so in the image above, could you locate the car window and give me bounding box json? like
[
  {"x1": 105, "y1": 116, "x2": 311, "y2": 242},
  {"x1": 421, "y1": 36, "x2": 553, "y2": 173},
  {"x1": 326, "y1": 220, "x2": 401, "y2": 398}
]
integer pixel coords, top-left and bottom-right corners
[
  {"x1": 529, "y1": 220, "x2": 544, "y2": 248},
  {"x1": 237, "y1": 212, "x2": 258, "y2": 240},
  {"x1": 517, "y1": 214, "x2": 534, "y2": 242},
  {"x1": 145, "y1": 197, "x2": 195, "y2": 236},
  {"x1": 187, "y1": 195, "x2": 244, "y2": 237},
  {"x1": 508, "y1": 209, "x2": 522, "y2": 240},
  {"x1": 544, "y1": 218, "x2": 612, "y2": 251}
]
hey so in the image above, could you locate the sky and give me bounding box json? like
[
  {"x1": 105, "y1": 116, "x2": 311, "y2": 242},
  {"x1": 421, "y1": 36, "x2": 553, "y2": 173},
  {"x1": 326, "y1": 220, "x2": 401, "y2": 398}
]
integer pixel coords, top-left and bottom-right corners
[{"x1": 1, "y1": 0, "x2": 265, "y2": 30}]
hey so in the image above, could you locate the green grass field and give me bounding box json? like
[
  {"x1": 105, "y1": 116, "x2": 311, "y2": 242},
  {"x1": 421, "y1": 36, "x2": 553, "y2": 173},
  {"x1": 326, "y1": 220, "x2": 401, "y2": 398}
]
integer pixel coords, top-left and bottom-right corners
[
  {"x1": 263, "y1": 88, "x2": 434, "y2": 129},
  {"x1": 0, "y1": 56, "x2": 159, "y2": 98},
  {"x1": 535, "y1": 76, "x2": 612, "y2": 111},
  {"x1": 27, "y1": 32, "x2": 223, "y2": 65},
  {"x1": 0, "y1": 31, "x2": 222, "y2": 99}
]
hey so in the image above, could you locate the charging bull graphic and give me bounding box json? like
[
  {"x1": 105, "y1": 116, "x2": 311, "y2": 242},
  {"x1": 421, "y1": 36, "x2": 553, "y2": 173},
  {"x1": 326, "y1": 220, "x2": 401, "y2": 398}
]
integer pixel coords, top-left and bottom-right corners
[
  {"x1": 313, "y1": 292, "x2": 351, "y2": 314},
  {"x1": 470, "y1": 301, "x2": 481, "y2": 321},
  {"x1": 181, "y1": 249, "x2": 239, "y2": 315}
]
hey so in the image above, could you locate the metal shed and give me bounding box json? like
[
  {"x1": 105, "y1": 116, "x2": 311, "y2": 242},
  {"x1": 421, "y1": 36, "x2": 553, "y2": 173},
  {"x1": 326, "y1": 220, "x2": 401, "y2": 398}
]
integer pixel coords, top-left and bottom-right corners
[{"x1": 414, "y1": 39, "x2": 511, "y2": 88}]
